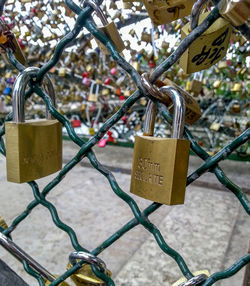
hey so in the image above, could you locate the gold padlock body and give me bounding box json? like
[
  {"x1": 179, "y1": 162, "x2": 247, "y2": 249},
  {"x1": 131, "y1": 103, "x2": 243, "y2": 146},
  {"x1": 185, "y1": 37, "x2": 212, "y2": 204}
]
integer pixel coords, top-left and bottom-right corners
[
  {"x1": 67, "y1": 263, "x2": 112, "y2": 286},
  {"x1": 130, "y1": 136, "x2": 190, "y2": 205},
  {"x1": 163, "y1": 78, "x2": 202, "y2": 125},
  {"x1": 141, "y1": 32, "x2": 151, "y2": 43},
  {"x1": 210, "y1": 122, "x2": 220, "y2": 131},
  {"x1": 96, "y1": 22, "x2": 125, "y2": 55},
  {"x1": 219, "y1": 0, "x2": 250, "y2": 26},
  {"x1": 5, "y1": 119, "x2": 62, "y2": 183},
  {"x1": 172, "y1": 269, "x2": 210, "y2": 286},
  {"x1": 142, "y1": 0, "x2": 196, "y2": 25},
  {"x1": 231, "y1": 83, "x2": 241, "y2": 92},
  {"x1": 180, "y1": 12, "x2": 232, "y2": 74},
  {"x1": 12, "y1": 36, "x2": 26, "y2": 66},
  {"x1": 88, "y1": 93, "x2": 98, "y2": 102},
  {"x1": 0, "y1": 215, "x2": 8, "y2": 229},
  {"x1": 89, "y1": 127, "x2": 95, "y2": 135},
  {"x1": 190, "y1": 79, "x2": 203, "y2": 95}
]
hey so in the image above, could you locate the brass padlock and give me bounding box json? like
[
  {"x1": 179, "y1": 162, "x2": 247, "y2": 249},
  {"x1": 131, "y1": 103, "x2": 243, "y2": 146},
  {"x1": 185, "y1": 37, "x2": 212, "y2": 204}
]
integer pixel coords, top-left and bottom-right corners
[
  {"x1": 67, "y1": 263, "x2": 112, "y2": 285},
  {"x1": 84, "y1": 0, "x2": 125, "y2": 54},
  {"x1": 0, "y1": 215, "x2": 8, "y2": 229},
  {"x1": 58, "y1": 67, "x2": 66, "y2": 77},
  {"x1": 89, "y1": 127, "x2": 95, "y2": 135},
  {"x1": 142, "y1": 0, "x2": 196, "y2": 25},
  {"x1": 230, "y1": 100, "x2": 241, "y2": 113},
  {"x1": 189, "y1": 72, "x2": 203, "y2": 96},
  {"x1": 172, "y1": 270, "x2": 209, "y2": 286},
  {"x1": 141, "y1": 31, "x2": 151, "y2": 43},
  {"x1": 231, "y1": 83, "x2": 241, "y2": 92},
  {"x1": 190, "y1": 79, "x2": 202, "y2": 96},
  {"x1": 219, "y1": 0, "x2": 250, "y2": 27},
  {"x1": 210, "y1": 121, "x2": 221, "y2": 131},
  {"x1": 180, "y1": 11, "x2": 232, "y2": 74},
  {"x1": 213, "y1": 80, "x2": 222, "y2": 89},
  {"x1": 142, "y1": 74, "x2": 202, "y2": 125},
  {"x1": 5, "y1": 67, "x2": 62, "y2": 183},
  {"x1": 88, "y1": 82, "x2": 99, "y2": 102},
  {"x1": 130, "y1": 87, "x2": 190, "y2": 205},
  {"x1": 67, "y1": 251, "x2": 112, "y2": 286}
]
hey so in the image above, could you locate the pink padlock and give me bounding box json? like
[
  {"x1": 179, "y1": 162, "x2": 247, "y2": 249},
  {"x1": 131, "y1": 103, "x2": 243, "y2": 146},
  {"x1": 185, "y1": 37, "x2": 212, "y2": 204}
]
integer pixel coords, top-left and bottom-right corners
[
  {"x1": 18, "y1": 38, "x2": 25, "y2": 50},
  {"x1": 90, "y1": 104, "x2": 96, "y2": 112},
  {"x1": 82, "y1": 77, "x2": 91, "y2": 87},
  {"x1": 110, "y1": 67, "x2": 117, "y2": 75},
  {"x1": 98, "y1": 138, "x2": 107, "y2": 147}
]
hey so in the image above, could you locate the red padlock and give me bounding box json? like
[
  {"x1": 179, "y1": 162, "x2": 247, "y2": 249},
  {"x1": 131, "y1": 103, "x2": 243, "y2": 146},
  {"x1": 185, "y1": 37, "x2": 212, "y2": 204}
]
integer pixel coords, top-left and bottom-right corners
[
  {"x1": 82, "y1": 71, "x2": 90, "y2": 78},
  {"x1": 18, "y1": 38, "x2": 25, "y2": 50},
  {"x1": 148, "y1": 60, "x2": 156, "y2": 68},
  {"x1": 121, "y1": 116, "x2": 128, "y2": 124},
  {"x1": 71, "y1": 115, "x2": 81, "y2": 128},
  {"x1": 104, "y1": 78, "x2": 111, "y2": 85},
  {"x1": 107, "y1": 130, "x2": 114, "y2": 142}
]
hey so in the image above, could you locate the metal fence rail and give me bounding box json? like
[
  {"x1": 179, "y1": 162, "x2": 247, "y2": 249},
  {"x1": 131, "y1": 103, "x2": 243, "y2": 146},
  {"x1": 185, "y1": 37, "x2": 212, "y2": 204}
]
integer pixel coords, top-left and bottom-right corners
[{"x1": 0, "y1": 0, "x2": 249, "y2": 285}]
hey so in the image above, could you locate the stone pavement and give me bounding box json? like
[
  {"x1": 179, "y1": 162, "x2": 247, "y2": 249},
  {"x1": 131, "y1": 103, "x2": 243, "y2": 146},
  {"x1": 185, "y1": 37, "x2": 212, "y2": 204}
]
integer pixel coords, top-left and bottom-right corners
[{"x1": 0, "y1": 141, "x2": 249, "y2": 285}]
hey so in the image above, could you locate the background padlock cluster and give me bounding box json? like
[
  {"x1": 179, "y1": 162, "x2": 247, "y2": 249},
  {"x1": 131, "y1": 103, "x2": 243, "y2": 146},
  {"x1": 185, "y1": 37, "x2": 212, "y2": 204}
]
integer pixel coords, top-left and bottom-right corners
[{"x1": 0, "y1": 0, "x2": 249, "y2": 159}]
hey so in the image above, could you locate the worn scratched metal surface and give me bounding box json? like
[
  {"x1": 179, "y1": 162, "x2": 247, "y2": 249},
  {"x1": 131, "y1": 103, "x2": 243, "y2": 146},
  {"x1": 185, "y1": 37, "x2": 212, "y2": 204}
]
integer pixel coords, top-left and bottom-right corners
[{"x1": 0, "y1": 0, "x2": 249, "y2": 285}]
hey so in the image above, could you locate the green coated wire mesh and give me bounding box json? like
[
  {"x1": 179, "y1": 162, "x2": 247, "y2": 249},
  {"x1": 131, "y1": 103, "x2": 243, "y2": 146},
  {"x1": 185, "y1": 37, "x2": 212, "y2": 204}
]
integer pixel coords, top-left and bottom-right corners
[{"x1": 0, "y1": 0, "x2": 249, "y2": 285}]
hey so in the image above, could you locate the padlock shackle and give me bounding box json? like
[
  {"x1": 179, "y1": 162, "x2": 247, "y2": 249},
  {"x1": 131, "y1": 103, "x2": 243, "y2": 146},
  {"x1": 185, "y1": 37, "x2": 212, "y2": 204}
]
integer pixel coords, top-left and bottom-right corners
[
  {"x1": 12, "y1": 67, "x2": 56, "y2": 123},
  {"x1": 90, "y1": 81, "x2": 99, "y2": 96},
  {"x1": 84, "y1": 0, "x2": 109, "y2": 26},
  {"x1": 143, "y1": 86, "x2": 186, "y2": 139},
  {"x1": 190, "y1": 0, "x2": 209, "y2": 30},
  {"x1": 69, "y1": 251, "x2": 107, "y2": 273},
  {"x1": 0, "y1": 232, "x2": 56, "y2": 282},
  {"x1": 141, "y1": 73, "x2": 171, "y2": 105},
  {"x1": 179, "y1": 273, "x2": 208, "y2": 285},
  {"x1": 159, "y1": 86, "x2": 186, "y2": 139}
]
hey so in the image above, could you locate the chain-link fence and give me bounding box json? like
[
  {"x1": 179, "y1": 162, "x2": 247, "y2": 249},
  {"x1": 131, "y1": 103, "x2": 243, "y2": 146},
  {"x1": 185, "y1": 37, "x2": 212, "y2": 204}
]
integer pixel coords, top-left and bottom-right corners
[{"x1": 0, "y1": 0, "x2": 249, "y2": 285}]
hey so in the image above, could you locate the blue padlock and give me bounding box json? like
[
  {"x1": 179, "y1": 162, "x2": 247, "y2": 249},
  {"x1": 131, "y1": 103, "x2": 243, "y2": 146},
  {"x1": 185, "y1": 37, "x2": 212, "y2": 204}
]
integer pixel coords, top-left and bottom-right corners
[{"x1": 3, "y1": 87, "x2": 12, "y2": 95}]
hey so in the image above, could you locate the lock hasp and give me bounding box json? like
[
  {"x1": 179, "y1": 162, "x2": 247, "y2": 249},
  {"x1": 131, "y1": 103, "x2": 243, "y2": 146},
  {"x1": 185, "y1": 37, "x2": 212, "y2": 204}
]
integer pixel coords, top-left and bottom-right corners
[
  {"x1": 5, "y1": 119, "x2": 62, "y2": 183},
  {"x1": 130, "y1": 136, "x2": 190, "y2": 205}
]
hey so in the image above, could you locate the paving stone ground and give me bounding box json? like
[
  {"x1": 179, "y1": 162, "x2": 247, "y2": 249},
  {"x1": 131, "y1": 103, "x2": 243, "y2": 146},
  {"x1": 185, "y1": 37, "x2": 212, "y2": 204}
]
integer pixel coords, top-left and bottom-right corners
[{"x1": 0, "y1": 141, "x2": 249, "y2": 285}]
